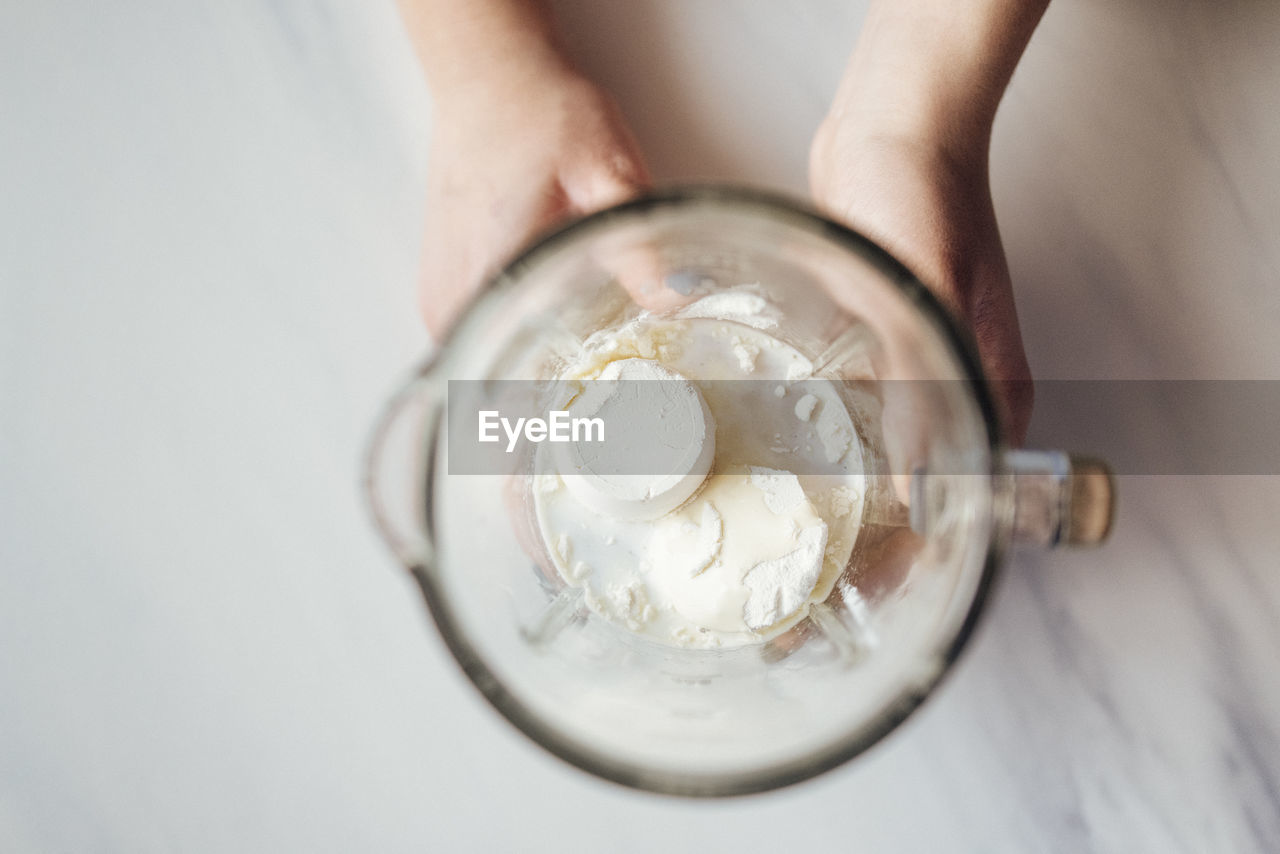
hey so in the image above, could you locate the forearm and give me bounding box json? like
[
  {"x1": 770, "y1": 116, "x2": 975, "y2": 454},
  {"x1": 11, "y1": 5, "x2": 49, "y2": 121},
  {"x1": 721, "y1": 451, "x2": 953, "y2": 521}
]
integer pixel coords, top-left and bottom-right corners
[
  {"x1": 396, "y1": 0, "x2": 574, "y2": 112},
  {"x1": 831, "y1": 0, "x2": 1050, "y2": 158}
]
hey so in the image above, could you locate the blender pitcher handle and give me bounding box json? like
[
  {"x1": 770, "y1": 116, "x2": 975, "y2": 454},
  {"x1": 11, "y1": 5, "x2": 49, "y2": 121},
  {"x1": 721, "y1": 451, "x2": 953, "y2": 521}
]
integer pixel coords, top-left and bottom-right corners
[
  {"x1": 998, "y1": 450, "x2": 1116, "y2": 548},
  {"x1": 363, "y1": 373, "x2": 442, "y2": 571}
]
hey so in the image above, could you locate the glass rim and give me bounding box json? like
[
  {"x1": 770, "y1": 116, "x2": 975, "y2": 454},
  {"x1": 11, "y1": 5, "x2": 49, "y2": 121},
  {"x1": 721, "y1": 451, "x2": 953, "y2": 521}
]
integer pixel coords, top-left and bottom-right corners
[{"x1": 405, "y1": 184, "x2": 1006, "y2": 797}]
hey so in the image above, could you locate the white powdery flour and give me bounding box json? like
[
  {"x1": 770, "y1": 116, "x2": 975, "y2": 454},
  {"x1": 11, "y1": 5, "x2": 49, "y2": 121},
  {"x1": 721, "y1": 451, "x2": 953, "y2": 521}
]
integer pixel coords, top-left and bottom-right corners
[{"x1": 532, "y1": 299, "x2": 865, "y2": 648}]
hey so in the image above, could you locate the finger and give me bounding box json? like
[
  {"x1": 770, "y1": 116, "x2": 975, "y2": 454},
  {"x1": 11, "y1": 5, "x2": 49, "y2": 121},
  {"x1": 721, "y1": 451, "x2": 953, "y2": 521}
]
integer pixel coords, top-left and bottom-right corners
[
  {"x1": 568, "y1": 163, "x2": 705, "y2": 316},
  {"x1": 560, "y1": 124, "x2": 698, "y2": 315},
  {"x1": 420, "y1": 179, "x2": 571, "y2": 339},
  {"x1": 598, "y1": 239, "x2": 693, "y2": 316},
  {"x1": 563, "y1": 150, "x2": 648, "y2": 214},
  {"x1": 969, "y1": 287, "x2": 1034, "y2": 446},
  {"x1": 560, "y1": 97, "x2": 651, "y2": 214}
]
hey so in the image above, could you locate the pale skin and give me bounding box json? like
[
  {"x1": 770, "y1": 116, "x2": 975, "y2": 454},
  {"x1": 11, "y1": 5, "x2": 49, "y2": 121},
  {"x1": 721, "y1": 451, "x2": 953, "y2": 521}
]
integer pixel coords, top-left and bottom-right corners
[{"x1": 398, "y1": 0, "x2": 1049, "y2": 443}]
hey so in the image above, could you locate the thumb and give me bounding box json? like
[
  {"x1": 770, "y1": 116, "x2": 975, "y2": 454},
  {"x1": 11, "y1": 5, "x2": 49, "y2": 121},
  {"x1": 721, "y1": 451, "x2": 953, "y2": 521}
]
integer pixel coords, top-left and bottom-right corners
[{"x1": 562, "y1": 147, "x2": 650, "y2": 214}]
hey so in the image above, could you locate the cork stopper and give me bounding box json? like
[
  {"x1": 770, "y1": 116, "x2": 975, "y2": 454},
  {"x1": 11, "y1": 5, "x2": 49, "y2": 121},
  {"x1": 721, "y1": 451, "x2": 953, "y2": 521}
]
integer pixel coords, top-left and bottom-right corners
[{"x1": 1064, "y1": 456, "x2": 1116, "y2": 546}]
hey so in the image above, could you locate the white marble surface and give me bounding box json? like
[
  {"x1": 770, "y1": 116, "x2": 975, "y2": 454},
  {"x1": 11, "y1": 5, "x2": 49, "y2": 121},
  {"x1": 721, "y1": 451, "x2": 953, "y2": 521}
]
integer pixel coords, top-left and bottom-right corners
[{"x1": 3, "y1": 1, "x2": 1278, "y2": 851}]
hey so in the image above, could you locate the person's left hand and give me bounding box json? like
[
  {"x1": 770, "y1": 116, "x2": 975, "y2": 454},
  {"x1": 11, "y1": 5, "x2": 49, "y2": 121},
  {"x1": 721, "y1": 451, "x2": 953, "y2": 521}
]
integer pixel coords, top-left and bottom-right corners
[{"x1": 418, "y1": 69, "x2": 651, "y2": 338}]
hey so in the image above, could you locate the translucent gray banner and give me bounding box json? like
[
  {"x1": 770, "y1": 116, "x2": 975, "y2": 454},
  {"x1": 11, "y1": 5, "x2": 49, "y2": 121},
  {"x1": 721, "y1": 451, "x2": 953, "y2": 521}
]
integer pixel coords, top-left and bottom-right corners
[{"x1": 445, "y1": 380, "x2": 1280, "y2": 475}]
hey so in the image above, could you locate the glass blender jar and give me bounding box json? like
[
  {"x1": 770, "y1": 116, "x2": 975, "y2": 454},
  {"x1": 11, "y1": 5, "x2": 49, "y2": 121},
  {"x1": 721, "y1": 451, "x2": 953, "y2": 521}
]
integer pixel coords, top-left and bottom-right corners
[{"x1": 365, "y1": 187, "x2": 1114, "y2": 796}]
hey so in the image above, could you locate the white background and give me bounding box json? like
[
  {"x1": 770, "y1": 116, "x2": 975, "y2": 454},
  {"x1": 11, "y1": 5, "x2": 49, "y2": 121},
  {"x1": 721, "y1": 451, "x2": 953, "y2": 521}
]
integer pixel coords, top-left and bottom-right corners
[{"x1": 3, "y1": 2, "x2": 1279, "y2": 851}]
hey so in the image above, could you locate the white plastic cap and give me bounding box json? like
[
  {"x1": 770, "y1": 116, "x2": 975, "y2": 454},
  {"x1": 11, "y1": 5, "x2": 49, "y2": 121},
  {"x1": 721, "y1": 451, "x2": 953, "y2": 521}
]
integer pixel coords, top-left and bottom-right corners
[{"x1": 551, "y1": 359, "x2": 715, "y2": 521}]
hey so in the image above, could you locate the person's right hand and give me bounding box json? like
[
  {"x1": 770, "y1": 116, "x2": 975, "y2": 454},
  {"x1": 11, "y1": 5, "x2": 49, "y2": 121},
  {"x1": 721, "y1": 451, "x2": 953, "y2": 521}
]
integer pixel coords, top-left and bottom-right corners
[
  {"x1": 419, "y1": 68, "x2": 651, "y2": 338},
  {"x1": 806, "y1": 0, "x2": 1049, "y2": 445},
  {"x1": 810, "y1": 119, "x2": 1034, "y2": 445}
]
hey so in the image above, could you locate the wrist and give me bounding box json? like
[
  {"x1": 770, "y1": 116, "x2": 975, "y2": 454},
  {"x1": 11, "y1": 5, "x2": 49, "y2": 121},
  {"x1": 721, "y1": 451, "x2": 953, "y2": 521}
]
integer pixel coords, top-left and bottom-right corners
[
  {"x1": 430, "y1": 49, "x2": 578, "y2": 123},
  {"x1": 820, "y1": 88, "x2": 992, "y2": 179},
  {"x1": 827, "y1": 57, "x2": 997, "y2": 170},
  {"x1": 400, "y1": 0, "x2": 577, "y2": 117},
  {"x1": 825, "y1": 0, "x2": 1048, "y2": 163}
]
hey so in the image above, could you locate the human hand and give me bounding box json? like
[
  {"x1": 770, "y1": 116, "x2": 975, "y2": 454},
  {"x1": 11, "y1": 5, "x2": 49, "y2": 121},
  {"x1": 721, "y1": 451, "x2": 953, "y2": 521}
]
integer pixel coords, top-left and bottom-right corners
[
  {"x1": 808, "y1": 0, "x2": 1048, "y2": 445},
  {"x1": 420, "y1": 69, "x2": 650, "y2": 337},
  {"x1": 398, "y1": 0, "x2": 653, "y2": 337},
  {"x1": 810, "y1": 119, "x2": 1033, "y2": 444}
]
